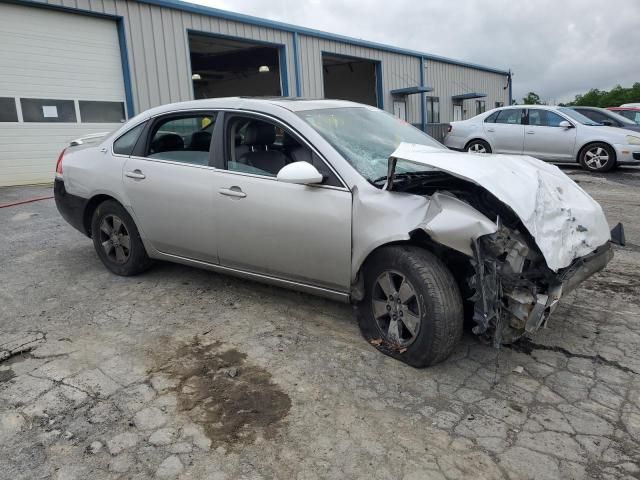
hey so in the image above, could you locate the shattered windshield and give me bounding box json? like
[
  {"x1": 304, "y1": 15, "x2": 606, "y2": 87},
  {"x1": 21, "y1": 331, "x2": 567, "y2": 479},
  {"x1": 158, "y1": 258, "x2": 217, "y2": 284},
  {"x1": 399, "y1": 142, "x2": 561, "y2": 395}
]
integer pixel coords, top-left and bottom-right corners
[{"x1": 297, "y1": 107, "x2": 446, "y2": 182}]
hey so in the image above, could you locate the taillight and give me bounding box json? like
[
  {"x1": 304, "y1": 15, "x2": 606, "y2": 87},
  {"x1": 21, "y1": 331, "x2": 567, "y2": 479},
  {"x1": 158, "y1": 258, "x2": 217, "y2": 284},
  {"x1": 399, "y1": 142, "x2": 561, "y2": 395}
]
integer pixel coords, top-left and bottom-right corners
[
  {"x1": 447, "y1": 124, "x2": 452, "y2": 133},
  {"x1": 55, "y1": 149, "x2": 66, "y2": 176}
]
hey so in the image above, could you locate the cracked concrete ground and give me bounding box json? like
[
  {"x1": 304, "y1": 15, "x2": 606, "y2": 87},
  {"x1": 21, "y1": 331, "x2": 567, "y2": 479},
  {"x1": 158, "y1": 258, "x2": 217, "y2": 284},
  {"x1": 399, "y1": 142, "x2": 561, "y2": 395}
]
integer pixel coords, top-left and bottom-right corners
[{"x1": 1, "y1": 166, "x2": 639, "y2": 480}]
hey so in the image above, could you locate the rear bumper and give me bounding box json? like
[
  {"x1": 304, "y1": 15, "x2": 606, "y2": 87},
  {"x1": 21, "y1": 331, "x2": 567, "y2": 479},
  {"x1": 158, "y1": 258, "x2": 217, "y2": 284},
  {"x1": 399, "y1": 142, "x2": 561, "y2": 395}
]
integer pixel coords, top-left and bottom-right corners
[{"x1": 54, "y1": 178, "x2": 89, "y2": 236}]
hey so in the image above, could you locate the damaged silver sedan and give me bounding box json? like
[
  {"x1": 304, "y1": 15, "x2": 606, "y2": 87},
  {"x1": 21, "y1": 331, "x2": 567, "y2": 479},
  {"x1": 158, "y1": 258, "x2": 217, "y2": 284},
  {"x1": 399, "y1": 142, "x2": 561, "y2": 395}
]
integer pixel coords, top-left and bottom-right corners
[{"x1": 54, "y1": 98, "x2": 619, "y2": 367}]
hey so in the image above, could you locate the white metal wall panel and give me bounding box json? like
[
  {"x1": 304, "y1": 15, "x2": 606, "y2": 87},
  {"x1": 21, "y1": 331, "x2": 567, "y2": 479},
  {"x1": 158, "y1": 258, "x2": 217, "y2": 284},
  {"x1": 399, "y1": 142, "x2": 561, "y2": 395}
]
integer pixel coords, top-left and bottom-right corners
[
  {"x1": 298, "y1": 35, "x2": 423, "y2": 124},
  {"x1": 39, "y1": 0, "x2": 298, "y2": 114},
  {"x1": 0, "y1": 2, "x2": 126, "y2": 186},
  {"x1": 427, "y1": 60, "x2": 510, "y2": 124}
]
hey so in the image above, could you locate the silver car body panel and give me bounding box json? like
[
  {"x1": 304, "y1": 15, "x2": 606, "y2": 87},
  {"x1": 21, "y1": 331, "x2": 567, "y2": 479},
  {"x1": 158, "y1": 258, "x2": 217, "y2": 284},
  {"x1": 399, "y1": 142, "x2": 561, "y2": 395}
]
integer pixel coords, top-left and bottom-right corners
[
  {"x1": 389, "y1": 143, "x2": 611, "y2": 271},
  {"x1": 444, "y1": 105, "x2": 640, "y2": 165},
  {"x1": 59, "y1": 98, "x2": 613, "y2": 329}
]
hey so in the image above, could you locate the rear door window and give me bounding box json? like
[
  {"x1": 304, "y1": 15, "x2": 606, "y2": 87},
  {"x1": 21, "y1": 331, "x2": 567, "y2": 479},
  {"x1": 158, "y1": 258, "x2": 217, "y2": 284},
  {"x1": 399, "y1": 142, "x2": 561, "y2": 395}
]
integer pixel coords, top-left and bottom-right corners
[
  {"x1": 484, "y1": 111, "x2": 500, "y2": 123},
  {"x1": 495, "y1": 109, "x2": 523, "y2": 124},
  {"x1": 145, "y1": 114, "x2": 216, "y2": 165}
]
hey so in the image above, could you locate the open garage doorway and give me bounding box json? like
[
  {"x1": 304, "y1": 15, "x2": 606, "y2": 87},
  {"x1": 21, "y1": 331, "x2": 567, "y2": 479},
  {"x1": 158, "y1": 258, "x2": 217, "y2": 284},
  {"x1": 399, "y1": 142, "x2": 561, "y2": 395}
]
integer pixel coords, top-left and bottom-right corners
[
  {"x1": 322, "y1": 54, "x2": 380, "y2": 107},
  {"x1": 188, "y1": 32, "x2": 284, "y2": 99}
]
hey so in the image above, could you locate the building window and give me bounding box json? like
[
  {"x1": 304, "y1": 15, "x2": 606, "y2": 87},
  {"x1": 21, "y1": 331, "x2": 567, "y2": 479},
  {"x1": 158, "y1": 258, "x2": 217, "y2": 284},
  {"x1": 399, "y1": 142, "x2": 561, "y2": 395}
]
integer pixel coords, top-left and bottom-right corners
[
  {"x1": 0, "y1": 98, "x2": 18, "y2": 122},
  {"x1": 426, "y1": 97, "x2": 440, "y2": 123},
  {"x1": 495, "y1": 101, "x2": 504, "y2": 108},
  {"x1": 79, "y1": 101, "x2": 126, "y2": 123},
  {"x1": 21, "y1": 98, "x2": 77, "y2": 123},
  {"x1": 476, "y1": 100, "x2": 486, "y2": 115}
]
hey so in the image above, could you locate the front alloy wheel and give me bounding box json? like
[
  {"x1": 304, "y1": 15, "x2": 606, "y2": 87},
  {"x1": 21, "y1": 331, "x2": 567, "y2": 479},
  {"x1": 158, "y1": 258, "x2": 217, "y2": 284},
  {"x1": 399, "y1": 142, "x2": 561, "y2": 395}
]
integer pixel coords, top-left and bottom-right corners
[
  {"x1": 372, "y1": 271, "x2": 421, "y2": 347},
  {"x1": 580, "y1": 143, "x2": 616, "y2": 172},
  {"x1": 357, "y1": 246, "x2": 464, "y2": 367}
]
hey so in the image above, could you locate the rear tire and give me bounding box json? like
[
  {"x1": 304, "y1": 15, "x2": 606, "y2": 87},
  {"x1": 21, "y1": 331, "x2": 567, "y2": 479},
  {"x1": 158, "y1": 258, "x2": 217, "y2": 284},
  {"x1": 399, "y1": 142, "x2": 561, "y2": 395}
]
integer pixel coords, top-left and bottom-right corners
[
  {"x1": 356, "y1": 246, "x2": 464, "y2": 368},
  {"x1": 91, "y1": 200, "x2": 153, "y2": 276},
  {"x1": 579, "y1": 142, "x2": 616, "y2": 172},
  {"x1": 465, "y1": 139, "x2": 492, "y2": 154}
]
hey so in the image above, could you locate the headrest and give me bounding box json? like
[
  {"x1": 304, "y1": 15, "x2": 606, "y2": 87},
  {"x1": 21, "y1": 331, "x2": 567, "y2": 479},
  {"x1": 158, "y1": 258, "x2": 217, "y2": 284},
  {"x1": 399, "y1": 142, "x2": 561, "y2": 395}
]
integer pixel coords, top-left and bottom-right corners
[
  {"x1": 243, "y1": 123, "x2": 275, "y2": 146},
  {"x1": 190, "y1": 131, "x2": 212, "y2": 151},
  {"x1": 152, "y1": 133, "x2": 184, "y2": 153}
]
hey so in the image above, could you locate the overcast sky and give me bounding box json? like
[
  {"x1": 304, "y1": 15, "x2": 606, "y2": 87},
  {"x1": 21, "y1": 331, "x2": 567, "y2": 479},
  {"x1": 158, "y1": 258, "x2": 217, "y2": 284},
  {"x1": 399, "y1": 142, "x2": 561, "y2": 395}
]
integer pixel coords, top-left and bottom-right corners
[{"x1": 192, "y1": 0, "x2": 640, "y2": 103}]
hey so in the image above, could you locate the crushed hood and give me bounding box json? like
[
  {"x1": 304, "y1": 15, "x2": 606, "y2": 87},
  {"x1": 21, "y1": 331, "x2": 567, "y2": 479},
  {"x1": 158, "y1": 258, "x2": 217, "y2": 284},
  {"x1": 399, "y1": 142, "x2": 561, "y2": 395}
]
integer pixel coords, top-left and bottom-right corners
[{"x1": 389, "y1": 143, "x2": 611, "y2": 271}]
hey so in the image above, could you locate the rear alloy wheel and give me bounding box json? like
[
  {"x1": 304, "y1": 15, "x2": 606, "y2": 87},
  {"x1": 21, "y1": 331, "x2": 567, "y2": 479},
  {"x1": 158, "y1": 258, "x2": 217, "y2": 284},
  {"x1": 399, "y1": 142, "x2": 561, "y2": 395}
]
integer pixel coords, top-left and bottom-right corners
[
  {"x1": 91, "y1": 200, "x2": 153, "y2": 276},
  {"x1": 466, "y1": 139, "x2": 492, "y2": 154},
  {"x1": 580, "y1": 143, "x2": 616, "y2": 172},
  {"x1": 356, "y1": 246, "x2": 464, "y2": 368}
]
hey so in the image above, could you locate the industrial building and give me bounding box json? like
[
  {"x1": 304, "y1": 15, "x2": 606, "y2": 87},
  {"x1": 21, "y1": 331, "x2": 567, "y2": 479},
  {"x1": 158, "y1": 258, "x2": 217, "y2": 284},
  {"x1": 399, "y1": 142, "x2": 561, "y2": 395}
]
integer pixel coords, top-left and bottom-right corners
[{"x1": 0, "y1": 0, "x2": 512, "y2": 186}]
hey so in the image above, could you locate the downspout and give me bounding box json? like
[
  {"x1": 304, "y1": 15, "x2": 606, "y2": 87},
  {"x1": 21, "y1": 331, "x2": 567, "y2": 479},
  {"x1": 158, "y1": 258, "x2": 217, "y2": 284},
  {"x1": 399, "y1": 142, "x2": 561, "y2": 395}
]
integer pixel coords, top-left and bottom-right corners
[
  {"x1": 293, "y1": 32, "x2": 303, "y2": 97},
  {"x1": 420, "y1": 56, "x2": 427, "y2": 132},
  {"x1": 508, "y1": 69, "x2": 513, "y2": 105}
]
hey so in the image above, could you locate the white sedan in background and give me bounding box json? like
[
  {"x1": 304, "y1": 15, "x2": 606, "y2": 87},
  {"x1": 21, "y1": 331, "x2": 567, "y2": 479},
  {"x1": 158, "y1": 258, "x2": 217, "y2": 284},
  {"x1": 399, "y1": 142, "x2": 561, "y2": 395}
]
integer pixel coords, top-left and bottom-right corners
[{"x1": 444, "y1": 105, "x2": 640, "y2": 172}]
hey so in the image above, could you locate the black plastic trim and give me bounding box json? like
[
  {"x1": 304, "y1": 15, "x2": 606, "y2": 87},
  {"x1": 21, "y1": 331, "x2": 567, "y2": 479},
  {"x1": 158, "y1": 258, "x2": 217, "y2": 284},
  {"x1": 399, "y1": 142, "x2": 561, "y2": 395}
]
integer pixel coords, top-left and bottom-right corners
[{"x1": 54, "y1": 179, "x2": 89, "y2": 236}]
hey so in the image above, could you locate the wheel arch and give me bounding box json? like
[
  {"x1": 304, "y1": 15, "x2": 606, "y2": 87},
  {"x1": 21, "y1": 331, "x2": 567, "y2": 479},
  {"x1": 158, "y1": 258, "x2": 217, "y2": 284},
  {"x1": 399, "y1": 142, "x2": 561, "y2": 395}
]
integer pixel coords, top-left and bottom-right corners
[
  {"x1": 576, "y1": 140, "x2": 617, "y2": 164},
  {"x1": 83, "y1": 193, "x2": 123, "y2": 237},
  {"x1": 464, "y1": 137, "x2": 493, "y2": 152},
  {"x1": 351, "y1": 230, "x2": 471, "y2": 303}
]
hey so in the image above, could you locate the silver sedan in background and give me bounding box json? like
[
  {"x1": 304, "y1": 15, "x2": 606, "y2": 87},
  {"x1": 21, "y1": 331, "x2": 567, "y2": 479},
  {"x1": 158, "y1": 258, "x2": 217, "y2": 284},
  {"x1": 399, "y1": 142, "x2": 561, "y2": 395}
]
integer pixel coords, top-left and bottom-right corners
[
  {"x1": 444, "y1": 105, "x2": 640, "y2": 172},
  {"x1": 54, "y1": 98, "x2": 615, "y2": 367}
]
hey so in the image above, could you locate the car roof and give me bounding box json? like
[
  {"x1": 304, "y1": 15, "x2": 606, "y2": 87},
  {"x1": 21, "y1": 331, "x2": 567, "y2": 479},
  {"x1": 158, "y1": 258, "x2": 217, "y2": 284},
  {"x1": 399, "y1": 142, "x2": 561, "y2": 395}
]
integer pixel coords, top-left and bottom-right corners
[
  {"x1": 608, "y1": 106, "x2": 640, "y2": 111},
  {"x1": 139, "y1": 97, "x2": 364, "y2": 117}
]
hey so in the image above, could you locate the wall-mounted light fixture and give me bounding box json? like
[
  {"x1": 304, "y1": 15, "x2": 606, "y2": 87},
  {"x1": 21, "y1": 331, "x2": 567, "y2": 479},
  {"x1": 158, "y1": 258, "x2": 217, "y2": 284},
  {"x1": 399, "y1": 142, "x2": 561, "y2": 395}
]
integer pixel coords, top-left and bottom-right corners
[
  {"x1": 258, "y1": 65, "x2": 270, "y2": 73},
  {"x1": 191, "y1": 73, "x2": 202, "y2": 81}
]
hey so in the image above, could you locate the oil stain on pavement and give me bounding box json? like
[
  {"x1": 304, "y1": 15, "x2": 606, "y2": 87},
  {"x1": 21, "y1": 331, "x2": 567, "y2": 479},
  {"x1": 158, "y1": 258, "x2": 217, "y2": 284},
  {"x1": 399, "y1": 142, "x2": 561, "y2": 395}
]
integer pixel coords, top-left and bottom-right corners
[{"x1": 157, "y1": 337, "x2": 291, "y2": 447}]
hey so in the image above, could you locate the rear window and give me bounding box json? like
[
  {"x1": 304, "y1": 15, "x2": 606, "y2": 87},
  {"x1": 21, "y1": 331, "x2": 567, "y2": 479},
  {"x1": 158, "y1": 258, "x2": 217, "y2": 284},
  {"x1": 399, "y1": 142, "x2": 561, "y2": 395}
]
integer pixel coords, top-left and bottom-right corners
[
  {"x1": 113, "y1": 123, "x2": 145, "y2": 156},
  {"x1": 484, "y1": 111, "x2": 500, "y2": 123}
]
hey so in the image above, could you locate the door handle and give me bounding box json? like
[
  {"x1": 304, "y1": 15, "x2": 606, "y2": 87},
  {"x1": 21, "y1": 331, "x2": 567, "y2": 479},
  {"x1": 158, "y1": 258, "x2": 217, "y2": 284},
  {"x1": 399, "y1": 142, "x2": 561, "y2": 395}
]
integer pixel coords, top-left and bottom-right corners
[
  {"x1": 487, "y1": 128, "x2": 495, "y2": 132},
  {"x1": 526, "y1": 131, "x2": 535, "y2": 135},
  {"x1": 125, "y1": 170, "x2": 146, "y2": 179},
  {"x1": 100, "y1": 147, "x2": 108, "y2": 153},
  {"x1": 219, "y1": 187, "x2": 246, "y2": 198}
]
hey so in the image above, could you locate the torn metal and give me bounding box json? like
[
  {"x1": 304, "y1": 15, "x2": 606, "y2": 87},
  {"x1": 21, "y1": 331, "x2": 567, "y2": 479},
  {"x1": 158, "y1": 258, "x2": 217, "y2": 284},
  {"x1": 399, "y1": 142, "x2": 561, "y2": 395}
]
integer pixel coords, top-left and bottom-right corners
[{"x1": 351, "y1": 142, "x2": 614, "y2": 344}]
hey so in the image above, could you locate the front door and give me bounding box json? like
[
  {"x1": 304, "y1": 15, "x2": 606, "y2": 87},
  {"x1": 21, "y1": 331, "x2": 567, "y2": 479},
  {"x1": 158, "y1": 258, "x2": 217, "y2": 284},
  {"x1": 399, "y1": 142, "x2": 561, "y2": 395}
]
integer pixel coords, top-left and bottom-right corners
[
  {"x1": 211, "y1": 114, "x2": 352, "y2": 291},
  {"x1": 523, "y1": 109, "x2": 577, "y2": 161},
  {"x1": 122, "y1": 112, "x2": 218, "y2": 263},
  {"x1": 483, "y1": 108, "x2": 525, "y2": 154}
]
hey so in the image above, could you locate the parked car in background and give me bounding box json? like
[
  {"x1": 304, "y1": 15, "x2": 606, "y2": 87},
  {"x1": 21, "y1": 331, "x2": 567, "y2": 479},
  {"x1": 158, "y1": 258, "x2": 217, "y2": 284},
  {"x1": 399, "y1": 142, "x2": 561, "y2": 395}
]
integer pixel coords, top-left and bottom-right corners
[
  {"x1": 444, "y1": 105, "x2": 640, "y2": 172},
  {"x1": 54, "y1": 98, "x2": 615, "y2": 367},
  {"x1": 620, "y1": 103, "x2": 640, "y2": 108},
  {"x1": 568, "y1": 106, "x2": 640, "y2": 132},
  {"x1": 607, "y1": 107, "x2": 640, "y2": 124}
]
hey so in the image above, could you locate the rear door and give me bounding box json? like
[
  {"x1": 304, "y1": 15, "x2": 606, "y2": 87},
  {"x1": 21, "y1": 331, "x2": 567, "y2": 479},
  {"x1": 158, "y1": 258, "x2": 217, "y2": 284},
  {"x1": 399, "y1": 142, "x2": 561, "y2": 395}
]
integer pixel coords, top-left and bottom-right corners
[
  {"x1": 522, "y1": 109, "x2": 576, "y2": 161},
  {"x1": 122, "y1": 111, "x2": 219, "y2": 263},
  {"x1": 483, "y1": 108, "x2": 525, "y2": 154}
]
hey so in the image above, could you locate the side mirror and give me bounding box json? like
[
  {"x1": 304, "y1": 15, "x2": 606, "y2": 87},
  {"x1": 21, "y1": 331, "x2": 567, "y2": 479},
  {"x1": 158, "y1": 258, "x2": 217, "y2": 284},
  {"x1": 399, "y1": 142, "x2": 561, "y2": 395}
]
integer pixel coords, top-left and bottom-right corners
[
  {"x1": 559, "y1": 120, "x2": 573, "y2": 128},
  {"x1": 276, "y1": 161, "x2": 323, "y2": 185}
]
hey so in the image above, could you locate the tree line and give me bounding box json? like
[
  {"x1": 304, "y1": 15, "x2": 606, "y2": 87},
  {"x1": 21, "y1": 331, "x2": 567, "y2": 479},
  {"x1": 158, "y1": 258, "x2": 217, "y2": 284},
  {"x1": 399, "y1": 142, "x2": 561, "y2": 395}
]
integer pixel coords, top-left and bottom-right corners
[{"x1": 517, "y1": 83, "x2": 640, "y2": 107}]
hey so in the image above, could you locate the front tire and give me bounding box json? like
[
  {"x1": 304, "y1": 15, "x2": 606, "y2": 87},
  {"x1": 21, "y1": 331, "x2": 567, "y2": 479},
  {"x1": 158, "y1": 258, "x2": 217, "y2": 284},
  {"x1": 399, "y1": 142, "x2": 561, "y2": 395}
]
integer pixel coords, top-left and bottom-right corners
[
  {"x1": 466, "y1": 139, "x2": 492, "y2": 154},
  {"x1": 91, "y1": 200, "x2": 153, "y2": 276},
  {"x1": 357, "y1": 246, "x2": 463, "y2": 368},
  {"x1": 579, "y1": 143, "x2": 616, "y2": 172}
]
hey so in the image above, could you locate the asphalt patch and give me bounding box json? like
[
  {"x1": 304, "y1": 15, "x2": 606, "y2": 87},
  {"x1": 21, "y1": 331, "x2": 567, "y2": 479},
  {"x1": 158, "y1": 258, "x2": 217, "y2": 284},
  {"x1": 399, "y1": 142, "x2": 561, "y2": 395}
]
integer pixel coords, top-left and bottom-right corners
[{"x1": 158, "y1": 338, "x2": 291, "y2": 447}]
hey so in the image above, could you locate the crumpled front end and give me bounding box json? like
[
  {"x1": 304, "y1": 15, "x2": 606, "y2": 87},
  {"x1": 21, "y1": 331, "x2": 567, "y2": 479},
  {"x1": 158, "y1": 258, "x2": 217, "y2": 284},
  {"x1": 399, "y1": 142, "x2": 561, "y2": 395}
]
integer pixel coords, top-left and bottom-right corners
[
  {"x1": 469, "y1": 224, "x2": 613, "y2": 345},
  {"x1": 358, "y1": 142, "x2": 618, "y2": 345}
]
